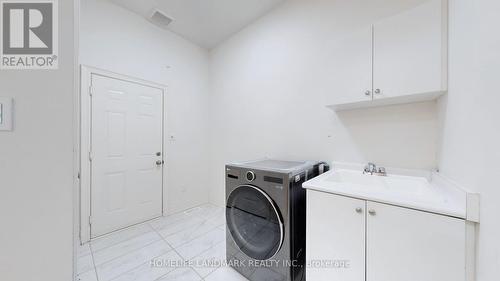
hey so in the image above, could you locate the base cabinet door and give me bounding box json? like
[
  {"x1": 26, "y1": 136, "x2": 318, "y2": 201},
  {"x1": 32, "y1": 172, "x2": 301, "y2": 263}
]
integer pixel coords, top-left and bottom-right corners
[
  {"x1": 366, "y1": 202, "x2": 466, "y2": 281},
  {"x1": 306, "y1": 190, "x2": 366, "y2": 281}
]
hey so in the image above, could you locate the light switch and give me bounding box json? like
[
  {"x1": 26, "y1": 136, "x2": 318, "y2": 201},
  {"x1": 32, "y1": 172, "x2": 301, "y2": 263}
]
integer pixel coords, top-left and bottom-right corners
[{"x1": 0, "y1": 97, "x2": 13, "y2": 131}]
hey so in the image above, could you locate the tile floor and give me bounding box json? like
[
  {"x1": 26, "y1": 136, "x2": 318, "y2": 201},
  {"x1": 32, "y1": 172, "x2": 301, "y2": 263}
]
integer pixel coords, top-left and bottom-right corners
[{"x1": 76, "y1": 204, "x2": 248, "y2": 281}]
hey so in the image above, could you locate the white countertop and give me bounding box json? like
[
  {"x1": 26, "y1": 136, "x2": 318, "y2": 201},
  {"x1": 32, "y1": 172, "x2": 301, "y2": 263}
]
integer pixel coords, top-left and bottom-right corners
[{"x1": 303, "y1": 166, "x2": 468, "y2": 219}]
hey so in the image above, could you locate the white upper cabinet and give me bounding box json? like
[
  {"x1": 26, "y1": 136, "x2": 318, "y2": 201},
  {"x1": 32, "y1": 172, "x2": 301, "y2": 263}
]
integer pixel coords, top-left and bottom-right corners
[
  {"x1": 328, "y1": 26, "x2": 373, "y2": 105},
  {"x1": 329, "y1": 0, "x2": 448, "y2": 111},
  {"x1": 373, "y1": 0, "x2": 447, "y2": 100}
]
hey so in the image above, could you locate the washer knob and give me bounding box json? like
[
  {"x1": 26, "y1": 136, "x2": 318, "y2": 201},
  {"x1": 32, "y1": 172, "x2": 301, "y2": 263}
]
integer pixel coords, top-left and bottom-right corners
[{"x1": 246, "y1": 171, "x2": 256, "y2": 182}]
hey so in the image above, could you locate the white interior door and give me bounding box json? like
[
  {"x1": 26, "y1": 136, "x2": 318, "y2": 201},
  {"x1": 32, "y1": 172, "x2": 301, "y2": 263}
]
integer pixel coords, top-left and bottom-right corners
[{"x1": 90, "y1": 74, "x2": 164, "y2": 238}]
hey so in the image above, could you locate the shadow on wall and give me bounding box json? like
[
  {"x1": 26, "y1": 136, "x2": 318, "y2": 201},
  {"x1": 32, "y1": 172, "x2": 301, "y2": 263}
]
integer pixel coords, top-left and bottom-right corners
[{"x1": 333, "y1": 101, "x2": 439, "y2": 170}]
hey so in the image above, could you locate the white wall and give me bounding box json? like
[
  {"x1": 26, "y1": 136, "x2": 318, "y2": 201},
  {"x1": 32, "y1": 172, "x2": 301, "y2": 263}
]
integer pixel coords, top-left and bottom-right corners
[
  {"x1": 208, "y1": 0, "x2": 439, "y2": 206},
  {"x1": 80, "y1": 0, "x2": 211, "y2": 214},
  {"x1": 438, "y1": 0, "x2": 500, "y2": 280},
  {"x1": 0, "y1": 1, "x2": 77, "y2": 281}
]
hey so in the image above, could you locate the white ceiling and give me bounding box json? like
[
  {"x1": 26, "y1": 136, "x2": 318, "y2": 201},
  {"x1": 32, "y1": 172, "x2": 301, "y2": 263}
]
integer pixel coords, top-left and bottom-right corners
[{"x1": 108, "y1": 0, "x2": 286, "y2": 49}]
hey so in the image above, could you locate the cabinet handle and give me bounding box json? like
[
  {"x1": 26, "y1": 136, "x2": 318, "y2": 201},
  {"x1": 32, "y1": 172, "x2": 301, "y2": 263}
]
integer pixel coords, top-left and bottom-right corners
[
  {"x1": 355, "y1": 207, "x2": 363, "y2": 213},
  {"x1": 364, "y1": 90, "x2": 371, "y2": 96},
  {"x1": 368, "y1": 209, "x2": 376, "y2": 216},
  {"x1": 374, "y1": 89, "x2": 381, "y2": 94}
]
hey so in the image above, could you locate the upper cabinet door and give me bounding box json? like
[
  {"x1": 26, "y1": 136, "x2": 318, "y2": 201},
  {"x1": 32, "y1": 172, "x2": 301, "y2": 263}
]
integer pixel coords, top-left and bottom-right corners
[
  {"x1": 306, "y1": 191, "x2": 366, "y2": 281},
  {"x1": 373, "y1": 0, "x2": 447, "y2": 100},
  {"x1": 366, "y1": 202, "x2": 466, "y2": 281},
  {"x1": 328, "y1": 26, "x2": 373, "y2": 105}
]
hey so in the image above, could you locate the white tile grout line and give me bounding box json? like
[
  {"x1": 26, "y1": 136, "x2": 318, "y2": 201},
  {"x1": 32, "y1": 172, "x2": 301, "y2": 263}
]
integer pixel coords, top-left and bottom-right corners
[
  {"x1": 85, "y1": 205, "x2": 225, "y2": 281},
  {"x1": 102, "y1": 226, "x2": 176, "y2": 281},
  {"x1": 83, "y1": 206, "x2": 221, "y2": 273},
  {"x1": 89, "y1": 224, "x2": 158, "y2": 256},
  {"x1": 155, "y1": 211, "x2": 228, "y2": 281},
  {"x1": 96, "y1": 234, "x2": 174, "y2": 281},
  {"x1": 153, "y1": 216, "x2": 214, "y2": 281},
  {"x1": 89, "y1": 224, "x2": 164, "y2": 266},
  {"x1": 158, "y1": 221, "x2": 225, "y2": 250},
  {"x1": 153, "y1": 225, "x2": 204, "y2": 281},
  {"x1": 150, "y1": 206, "x2": 220, "y2": 235},
  {"x1": 88, "y1": 204, "x2": 217, "y2": 253},
  {"x1": 87, "y1": 226, "x2": 179, "y2": 270},
  {"x1": 88, "y1": 232, "x2": 165, "y2": 280},
  {"x1": 89, "y1": 243, "x2": 100, "y2": 281},
  {"x1": 189, "y1": 240, "x2": 226, "y2": 280},
  {"x1": 75, "y1": 252, "x2": 97, "y2": 278},
  {"x1": 105, "y1": 250, "x2": 173, "y2": 281},
  {"x1": 93, "y1": 238, "x2": 164, "y2": 269}
]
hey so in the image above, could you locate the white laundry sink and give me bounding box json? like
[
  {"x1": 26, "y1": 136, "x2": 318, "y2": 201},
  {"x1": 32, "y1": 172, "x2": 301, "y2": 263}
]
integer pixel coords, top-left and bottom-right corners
[
  {"x1": 326, "y1": 169, "x2": 431, "y2": 197},
  {"x1": 303, "y1": 165, "x2": 468, "y2": 218}
]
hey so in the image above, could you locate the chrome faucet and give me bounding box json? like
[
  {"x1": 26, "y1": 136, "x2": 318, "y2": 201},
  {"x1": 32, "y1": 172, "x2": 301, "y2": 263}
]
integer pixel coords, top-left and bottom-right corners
[
  {"x1": 363, "y1": 162, "x2": 387, "y2": 176},
  {"x1": 364, "y1": 162, "x2": 377, "y2": 174}
]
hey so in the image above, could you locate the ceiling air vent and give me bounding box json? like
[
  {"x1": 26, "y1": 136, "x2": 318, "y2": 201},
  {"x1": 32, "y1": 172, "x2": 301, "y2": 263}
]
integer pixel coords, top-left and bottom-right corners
[{"x1": 149, "y1": 9, "x2": 174, "y2": 29}]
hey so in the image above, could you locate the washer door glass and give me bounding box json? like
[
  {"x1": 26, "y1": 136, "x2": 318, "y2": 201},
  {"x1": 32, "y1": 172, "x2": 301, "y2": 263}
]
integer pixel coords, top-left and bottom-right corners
[{"x1": 226, "y1": 185, "x2": 284, "y2": 260}]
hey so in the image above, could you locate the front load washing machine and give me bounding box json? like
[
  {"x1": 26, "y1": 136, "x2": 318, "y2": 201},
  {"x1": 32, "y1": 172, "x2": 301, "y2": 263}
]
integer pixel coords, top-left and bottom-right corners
[{"x1": 225, "y1": 159, "x2": 329, "y2": 281}]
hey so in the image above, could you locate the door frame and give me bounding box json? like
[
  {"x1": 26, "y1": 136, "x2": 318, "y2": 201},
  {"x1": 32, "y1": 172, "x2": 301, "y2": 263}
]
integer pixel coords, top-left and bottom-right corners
[{"x1": 79, "y1": 65, "x2": 168, "y2": 243}]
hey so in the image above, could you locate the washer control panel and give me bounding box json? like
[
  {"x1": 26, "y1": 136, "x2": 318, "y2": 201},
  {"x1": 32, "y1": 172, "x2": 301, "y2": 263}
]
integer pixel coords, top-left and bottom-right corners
[{"x1": 245, "y1": 171, "x2": 256, "y2": 182}]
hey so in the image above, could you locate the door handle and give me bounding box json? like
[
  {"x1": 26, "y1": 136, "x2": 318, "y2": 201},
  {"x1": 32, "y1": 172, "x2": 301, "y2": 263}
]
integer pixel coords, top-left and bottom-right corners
[{"x1": 156, "y1": 160, "x2": 164, "y2": 166}]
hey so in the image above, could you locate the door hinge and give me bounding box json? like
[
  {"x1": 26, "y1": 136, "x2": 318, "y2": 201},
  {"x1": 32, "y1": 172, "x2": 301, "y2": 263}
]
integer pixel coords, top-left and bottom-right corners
[
  {"x1": 89, "y1": 151, "x2": 93, "y2": 161},
  {"x1": 89, "y1": 86, "x2": 94, "y2": 96},
  {"x1": 89, "y1": 216, "x2": 92, "y2": 226}
]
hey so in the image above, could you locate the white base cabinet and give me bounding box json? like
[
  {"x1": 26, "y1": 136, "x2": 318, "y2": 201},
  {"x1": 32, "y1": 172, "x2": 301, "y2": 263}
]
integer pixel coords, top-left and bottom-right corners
[
  {"x1": 366, "y1": 201, "x2": 465, "y2": 281},
  {"x1": 306, "y1": 190, "x2": 466, "y2": 281},
  {"x1": 306, "y1": 190, "x2": 366, "y2": 281}
]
